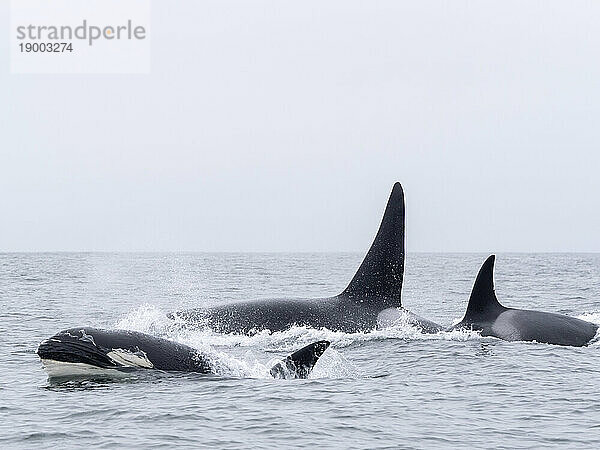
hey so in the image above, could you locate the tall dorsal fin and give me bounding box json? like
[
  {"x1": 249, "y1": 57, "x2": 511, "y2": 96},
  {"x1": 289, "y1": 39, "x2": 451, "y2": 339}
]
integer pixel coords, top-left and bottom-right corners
[
  {"x1": 463, "y1": 255, "x2": 506, "y2": 321},
  {"x1": 341, "y1": 182, "x2": 405, "y2": 305}
]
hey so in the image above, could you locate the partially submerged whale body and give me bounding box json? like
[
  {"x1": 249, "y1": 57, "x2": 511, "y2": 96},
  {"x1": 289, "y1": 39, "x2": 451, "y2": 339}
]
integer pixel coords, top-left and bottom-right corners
[
  {"x1": 37, "y1": 327, "x2": 330, "y2": 380},
  {"x1": 451, "y1": 255, "x2": 598, "y2": 347},
  {"x1": 174, "y1": 182, "x2": 442, "y2": 334}
]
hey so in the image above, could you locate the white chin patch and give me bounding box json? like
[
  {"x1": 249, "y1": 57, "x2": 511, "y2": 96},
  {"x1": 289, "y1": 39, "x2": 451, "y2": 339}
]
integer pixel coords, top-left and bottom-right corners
[
  {"x1": 40, "y1": 360, "x2": 129, "y2": 379},
  {"x1": 107, "y1": 349, "x2": 154, "y2": 368}
]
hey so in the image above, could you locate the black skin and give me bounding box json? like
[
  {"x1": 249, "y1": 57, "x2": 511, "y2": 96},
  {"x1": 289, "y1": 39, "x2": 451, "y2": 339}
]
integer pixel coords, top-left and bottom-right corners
[
  {"x1": 38, "y1": 327, "x2": 211, "y2": 373},
  {"x1": 176, "y1": 297, "x2": 387, "y2": 334},
  {"x1": 175, "y1": 297, "x2": 442, "y2": 334},
  {"x1": 37, "y1": 327, "x2": 330, "y2": 379},
  {"x1": 173, "y1": 183, "x2": 443, "y2": 334},
  {"x1": 450, "y1": 255, "x2": 598, "y2": 347}
]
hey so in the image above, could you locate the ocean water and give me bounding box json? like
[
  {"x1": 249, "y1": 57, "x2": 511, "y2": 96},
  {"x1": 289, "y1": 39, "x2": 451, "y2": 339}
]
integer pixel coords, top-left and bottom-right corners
[{"x1": 1, "y1": 253, "x2": 599, "y2": 449}]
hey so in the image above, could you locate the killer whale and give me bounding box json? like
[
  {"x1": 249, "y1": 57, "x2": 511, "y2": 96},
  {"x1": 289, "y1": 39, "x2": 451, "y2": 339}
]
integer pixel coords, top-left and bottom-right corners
[
  {"x1": 450, "y1": 255, "x2": 598, "y2": 347},
  {"x1": 37, "y1": 327, "x2": 330, "y2": 379},
  {"x1": 173, "y1": 182, "x2": 442, "y2": 334}
]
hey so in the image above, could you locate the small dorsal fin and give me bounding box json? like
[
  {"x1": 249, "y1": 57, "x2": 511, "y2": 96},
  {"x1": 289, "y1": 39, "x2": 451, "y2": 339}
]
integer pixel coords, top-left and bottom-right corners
[
  {"x1": 341, "y1": 182, "x2": 405, "y2": 305},
  {"x1": 463, "y1": 255, "x2": 506, "y2": 321},
  {"x1": 270, "y1": 341, "x2": 330, "y2": 379}
]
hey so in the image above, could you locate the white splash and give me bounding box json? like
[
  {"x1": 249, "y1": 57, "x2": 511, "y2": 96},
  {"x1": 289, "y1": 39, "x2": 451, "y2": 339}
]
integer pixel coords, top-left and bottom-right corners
[
  {"x1": 207, "y1": 348, "x2": 273, "y2": 379},
  {"x1": 577, "y1": 311, "x2": 600, "y2": 325},
  {"x1": 113, "y1": 304, "x2": 488, "y2": 379},
  {"x1": 115, "y1": 303, "x2": 180, "y2": 335}
]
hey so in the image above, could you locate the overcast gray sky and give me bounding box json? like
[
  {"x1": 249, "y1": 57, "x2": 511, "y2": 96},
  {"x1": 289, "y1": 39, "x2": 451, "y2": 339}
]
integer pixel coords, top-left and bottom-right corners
[{"x1": 1, "y1": 1, "x2": 599, "y2": 252}]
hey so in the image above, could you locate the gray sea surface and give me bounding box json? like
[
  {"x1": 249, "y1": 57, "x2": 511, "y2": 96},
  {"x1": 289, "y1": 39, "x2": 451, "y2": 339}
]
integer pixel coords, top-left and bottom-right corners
[{"x1": 1, "y1": 253, "x2": 599, "y2": 449}]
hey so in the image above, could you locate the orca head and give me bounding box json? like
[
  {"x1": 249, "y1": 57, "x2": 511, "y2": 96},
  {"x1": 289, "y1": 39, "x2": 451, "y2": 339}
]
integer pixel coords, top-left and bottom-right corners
[
  {"x1": 37, "y1": 328, "x2": 155, "y2": 378},
  {"x1": 341, "y1": 182, "x2": 405, "y2": 307},
  {"x1": 37, "y1": 328, "x2": 117, "y2": 369},
  {"x1": 270, "y1": 340, "x2": 330, "y2": 379}
]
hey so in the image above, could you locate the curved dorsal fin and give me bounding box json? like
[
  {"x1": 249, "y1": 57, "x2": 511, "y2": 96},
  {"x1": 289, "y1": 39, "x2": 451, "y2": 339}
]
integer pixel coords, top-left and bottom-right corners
[
  {"x1": 270, "y1": 340, "x2": 330, "y2": 379},
  {"x1": 463, "y1": 255, "x2": 506, "y2": 321},
  {"x1": 341, "y1": 182, "x2": 405, "y2": 305}
]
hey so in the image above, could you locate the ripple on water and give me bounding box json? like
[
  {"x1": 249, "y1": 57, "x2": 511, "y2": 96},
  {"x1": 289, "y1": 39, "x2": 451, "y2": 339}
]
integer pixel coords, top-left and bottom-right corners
[{"x1": 2, "y1": 253, "x2": 600, "y2": 448}]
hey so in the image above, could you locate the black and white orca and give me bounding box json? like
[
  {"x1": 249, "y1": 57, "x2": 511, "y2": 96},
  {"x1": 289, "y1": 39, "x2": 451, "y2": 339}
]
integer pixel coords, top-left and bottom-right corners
[
  {"x1": 37, "y1": 327, "x2": 330, "y2": 379},
  {"x1": 450, "y1": 255, "x2": 598, "y2": 347},
  {"x1": 173, "y1": 183, "x2": 442, "y2": 334}
]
